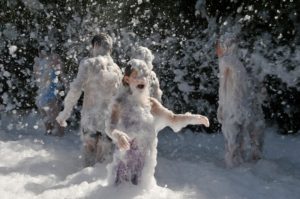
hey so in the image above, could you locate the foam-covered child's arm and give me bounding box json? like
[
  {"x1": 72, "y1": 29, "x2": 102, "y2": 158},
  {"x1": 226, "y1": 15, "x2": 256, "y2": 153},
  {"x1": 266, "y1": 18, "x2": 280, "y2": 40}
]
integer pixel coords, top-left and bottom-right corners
[
  {"x1": 56, "y1": 60, "x2": 88, "y2": 126},
  {"x1": 150, "y1": 98, "x2": 209, "y2": 132},
  {"x1": 111, "y1": 129, "x2": 130, "y2": 151},
  {"x1": 106, "y1": 102, "x2": 130, "y2": 150}
]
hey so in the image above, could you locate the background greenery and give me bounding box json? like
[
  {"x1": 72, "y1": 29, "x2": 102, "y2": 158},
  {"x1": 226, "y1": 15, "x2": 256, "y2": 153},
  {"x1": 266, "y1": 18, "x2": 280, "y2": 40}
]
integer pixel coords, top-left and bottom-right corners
[{"x1": 0, "y1": 0, "x2": 299, "y2": 134}]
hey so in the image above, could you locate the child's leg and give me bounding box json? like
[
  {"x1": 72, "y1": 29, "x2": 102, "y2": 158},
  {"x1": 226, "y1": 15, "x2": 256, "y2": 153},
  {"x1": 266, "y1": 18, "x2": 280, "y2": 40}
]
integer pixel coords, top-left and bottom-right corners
[
  {"x1": 95, "y1": 132, "x2": 113, "y2": 163},
  {"x1": 115, "y1": 161, "x2": 128, "y2": 185},
  {"x1": 39, "y1": 107, "x2": 53, "y2": 134},
  {"x1": 113, "y1": 139, "x2": 145, "y2": 185},
  {"x1": 36, "y1": 97, "x2": 49, "y2": 134},
  {"x1": 82, "y1": 129, "x2": 97, "y2": 167},
  {"x1": 249, "y1": 123, "x2": 264, "y2": 161},
  {"x1": 49, "y1": 100, "x2": 64, "y2": 136},
  {"x1": 44, "y1": 121, "x2": 53, "y2": 134},
  {"x1": 106, "y1": 138, "x2": 145, "y2": 185},
  {"x1": 127, "y1": 139, "x2": 145, "y2": 185},
  {"x1": 223, "y1": 122, "x2": 244, "y2": 167}
]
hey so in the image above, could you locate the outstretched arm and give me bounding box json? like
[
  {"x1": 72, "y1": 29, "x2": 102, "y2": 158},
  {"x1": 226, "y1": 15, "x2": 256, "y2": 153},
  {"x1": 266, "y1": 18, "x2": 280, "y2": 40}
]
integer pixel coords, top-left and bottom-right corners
[
  {"x1": 150, "y1": 98, "x2": 209, "y2": 132},
  {"x1": 56, "y1": 60, "x2": 88, "y2": 126}
]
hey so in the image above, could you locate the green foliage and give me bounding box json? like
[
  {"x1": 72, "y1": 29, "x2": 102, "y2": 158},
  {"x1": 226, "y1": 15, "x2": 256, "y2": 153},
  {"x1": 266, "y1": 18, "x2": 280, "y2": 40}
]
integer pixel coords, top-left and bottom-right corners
[
  {"x1": 263, "y1": 75, "x2": 300, "y2": 134},
  {"x1": 0, "y1": 0, "x2": 299, "y2": 133}
]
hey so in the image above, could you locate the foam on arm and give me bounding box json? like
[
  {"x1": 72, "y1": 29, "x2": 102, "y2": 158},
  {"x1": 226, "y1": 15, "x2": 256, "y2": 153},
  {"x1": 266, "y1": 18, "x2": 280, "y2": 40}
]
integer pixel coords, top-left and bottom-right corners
[
  {"x1": 58, "y1": 60, "x2": 88, "y2": 121},
  {"x1": 150, "y1": 98, "x2": 208, "y2": 132}
]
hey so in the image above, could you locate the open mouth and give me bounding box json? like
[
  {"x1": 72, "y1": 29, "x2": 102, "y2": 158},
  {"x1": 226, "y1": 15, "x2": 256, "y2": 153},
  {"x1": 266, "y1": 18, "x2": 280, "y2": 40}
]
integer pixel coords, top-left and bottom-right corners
[{"x1": 137, "y1": 84, "x2": 145, "y2": 90}]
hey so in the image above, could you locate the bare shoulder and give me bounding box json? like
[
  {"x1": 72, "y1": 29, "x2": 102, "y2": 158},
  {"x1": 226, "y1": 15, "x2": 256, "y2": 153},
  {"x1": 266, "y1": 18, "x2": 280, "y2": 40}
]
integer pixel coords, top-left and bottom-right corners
[
  {"x1": 112, "y1": 63, "x2": 122, "y2": 74},
  {"x1": 150, "y1": 97, "x2": 160, "y2": 106},
  {"x1": 150, "y1": 71, "x2": 157, "y2": 78},
  {"x1": 80, "y1": 57, "x2": 101, "y2": 69}
]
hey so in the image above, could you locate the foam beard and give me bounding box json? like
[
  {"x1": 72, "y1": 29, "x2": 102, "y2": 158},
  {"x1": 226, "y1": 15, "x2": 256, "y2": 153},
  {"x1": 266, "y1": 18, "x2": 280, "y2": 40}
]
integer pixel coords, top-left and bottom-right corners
[{"x1": 130, "y1": 82, "x2": 150, "y2": 105}]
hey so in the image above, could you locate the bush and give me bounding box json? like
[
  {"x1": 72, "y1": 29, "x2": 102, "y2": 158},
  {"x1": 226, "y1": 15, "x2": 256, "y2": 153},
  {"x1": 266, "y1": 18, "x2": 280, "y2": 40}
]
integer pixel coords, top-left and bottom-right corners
[{"x1": 0, "y1": 0, "x2": 299, "y2": 133}]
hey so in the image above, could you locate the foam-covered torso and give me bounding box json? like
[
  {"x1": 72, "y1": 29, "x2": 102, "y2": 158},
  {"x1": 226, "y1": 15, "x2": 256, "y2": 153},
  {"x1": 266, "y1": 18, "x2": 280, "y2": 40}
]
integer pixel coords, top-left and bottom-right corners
[
  {"x1": 218, "y1": 54, "x2": 250, "y2": 125},
  {"x1": 79, "y1": 55, "x2": 122, "y2": 132},
  {"x1": 107, "y1": 90, "x2": 158, "y2": 187},
  {"x1": 116, "y1": 91, "x2": 155, "y2": 149}
]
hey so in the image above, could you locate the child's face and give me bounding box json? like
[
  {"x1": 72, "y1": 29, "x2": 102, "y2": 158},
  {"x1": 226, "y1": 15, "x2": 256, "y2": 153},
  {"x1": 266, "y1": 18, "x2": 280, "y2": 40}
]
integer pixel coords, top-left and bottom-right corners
[{"x1": 124, "y1": 69, "x2": 148, "y2": 93}]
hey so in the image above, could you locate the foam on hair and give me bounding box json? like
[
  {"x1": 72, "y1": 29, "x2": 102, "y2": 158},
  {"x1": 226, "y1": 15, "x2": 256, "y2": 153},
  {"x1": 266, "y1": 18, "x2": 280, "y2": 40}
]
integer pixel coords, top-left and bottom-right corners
[
  {"x1": 127, "y1": 59, "x2": 150, "y2": 77},
  {"x1": 219, "y1": 32, "x2": 238, "y2": 55},
  {"x1": 132, "y1": 46, "x2": 154, "y2": 70},
  {"x1": 91, "y1": 33, "x2": 113, "y2": 54}
]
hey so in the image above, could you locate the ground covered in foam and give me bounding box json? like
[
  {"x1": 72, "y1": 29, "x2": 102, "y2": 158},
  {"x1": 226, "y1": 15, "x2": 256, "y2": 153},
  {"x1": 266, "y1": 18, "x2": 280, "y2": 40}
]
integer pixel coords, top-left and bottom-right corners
[{"x1": 0, "y1": 112, "x2": 299, "y2": 199}]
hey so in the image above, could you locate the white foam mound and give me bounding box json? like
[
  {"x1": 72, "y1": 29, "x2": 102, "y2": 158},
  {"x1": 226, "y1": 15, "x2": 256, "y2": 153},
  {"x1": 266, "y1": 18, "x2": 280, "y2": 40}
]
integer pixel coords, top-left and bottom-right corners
[{"x1": 1, "y1": 112, "x2": 300, "y2": 199}]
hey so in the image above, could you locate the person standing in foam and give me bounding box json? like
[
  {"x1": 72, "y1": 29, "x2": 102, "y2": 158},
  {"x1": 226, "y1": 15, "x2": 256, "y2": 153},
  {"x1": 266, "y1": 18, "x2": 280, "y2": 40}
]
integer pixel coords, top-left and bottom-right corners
[
  {"x1": 131, "y1": 46, "x2": 163, "y2": 101},
  {"x1": 56, "y1": 33, "x2": 122, "y2": 166},
  {"x1": 216, "y1": 33, "x2": 265, "y2": 168},
  {"x1": 105, "y1": 59, "x2": 209, "y2": 187},
  {"x1": 33, "y1": 45, "x2": 66, "y2": 136}
]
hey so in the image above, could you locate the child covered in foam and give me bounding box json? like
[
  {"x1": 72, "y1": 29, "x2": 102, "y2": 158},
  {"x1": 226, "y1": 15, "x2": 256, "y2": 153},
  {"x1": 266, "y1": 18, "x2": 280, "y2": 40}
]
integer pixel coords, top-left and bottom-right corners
[
  {"x1": 33, "y1": 45, "x2": 66, "y2": 136},
  {"x1": 216, "y1": 33, "x2": 265, "y2": 167},
  {"x1": 105, "y1": 59, "x2": 209, "y2": 187}
]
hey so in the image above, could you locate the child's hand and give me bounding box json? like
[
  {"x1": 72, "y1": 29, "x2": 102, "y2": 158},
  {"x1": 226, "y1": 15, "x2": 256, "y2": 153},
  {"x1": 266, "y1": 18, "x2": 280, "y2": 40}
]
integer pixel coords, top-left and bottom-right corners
[
  {"x1": 184, "y1": 112, "x2": 210, "y2": 128},
  {"x1": 56, "y1": 113, "x2": 67, "y2": 127},
  {"x1": 197, "y1": 115, "x2": 210, "y2": 127},
  {"x1": 112, "y1": 130, "x2": 131, "y2": 151},
  {"x1": 117, "y1": 134, "x2": 130, "y2": 151}
]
